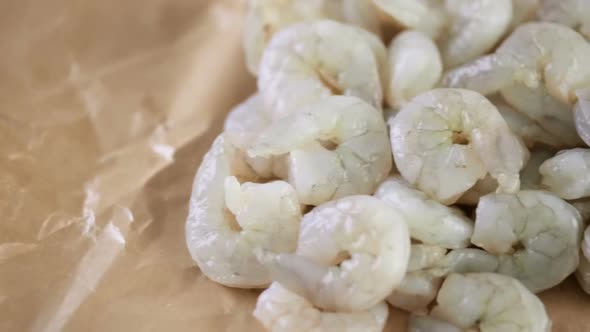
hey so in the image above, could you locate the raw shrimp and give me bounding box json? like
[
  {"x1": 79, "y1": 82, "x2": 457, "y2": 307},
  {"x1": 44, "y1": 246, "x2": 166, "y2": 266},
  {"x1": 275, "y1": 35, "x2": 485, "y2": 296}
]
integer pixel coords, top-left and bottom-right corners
[
  {"x1": 574, "y1": 89, "x2": 590, "y2": 147},
  {"x1": 386, "y1": 30, "x2": 442, "y2": 109},
  {"x1": 443, "y1": 22, "x2": 590, "y2": 105},
  {"x1": 185, "y1": 135, "x2": 301, "y2": 288},
  {"x1": 538, "y1": 0, "x2": 590, "y2": 39},
  {"x1": 243, "y1": 0, "x2": 341, "y2": 75},
  {"x1": 539, "y1": 148, "x2": 590, "y2": 199},
  {"x1": 249, "y1": 96, "x2": 392, "y2": 206},
  {"x1": 519, "y1": 149, "x2": 554, "y2": 190},
  {"x1": 372, "y1": 0, "x2": 446, "y2": 39},
  {"x1": 374, "y1": 176, "x2": 473, "y2": 248},
  {"x1": 417, "y1": 273, "x2": 551, "y2": 332},
  {"x1": 253, "y1": 282, "x2": 389, "y2": 332},
  {"x1": 390, "y1": 88, "x2": 529, "y2": 204},
  {"x1": 388, "y1": 246, "x2": 497, "y2": 312},
  {"x1": 441, "y1": 0, "x2": 512, "y2": 68},
  {"x1": 257, "y1": 195, "x2": 410, "y2": 311},
  {"x1": 472, "y1": 190, "x2": 581, "y2": 292},
  {"x1": 490, "y1": 94, "x2": 567, "y2": 148},
  {"x1": 224, "y1": 94, "x2": 286, "y2": 179},
  {"x1": 258, "y1": 20, "x2": 388, "y2": 119}
]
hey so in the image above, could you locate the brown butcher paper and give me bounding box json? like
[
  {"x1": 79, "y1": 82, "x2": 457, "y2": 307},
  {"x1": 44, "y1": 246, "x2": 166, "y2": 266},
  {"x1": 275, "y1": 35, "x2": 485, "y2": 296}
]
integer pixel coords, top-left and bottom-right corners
[{"x1": 0, "y1": 0, "x2": 588, "y2": 331}]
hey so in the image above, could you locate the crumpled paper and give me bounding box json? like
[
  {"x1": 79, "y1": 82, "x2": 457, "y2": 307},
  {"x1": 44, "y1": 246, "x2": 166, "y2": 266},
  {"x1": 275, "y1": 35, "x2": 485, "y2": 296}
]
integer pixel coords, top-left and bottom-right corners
[{"x1": 0, "y1": 1, "x2": 588, "y2": 331}]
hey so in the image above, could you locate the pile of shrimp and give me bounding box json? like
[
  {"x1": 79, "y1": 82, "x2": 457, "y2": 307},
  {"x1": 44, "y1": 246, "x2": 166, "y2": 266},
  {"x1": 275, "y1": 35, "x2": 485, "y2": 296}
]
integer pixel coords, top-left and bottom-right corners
[{"x1": 186, "y1": 1, "x2": 590, "y2": 331}]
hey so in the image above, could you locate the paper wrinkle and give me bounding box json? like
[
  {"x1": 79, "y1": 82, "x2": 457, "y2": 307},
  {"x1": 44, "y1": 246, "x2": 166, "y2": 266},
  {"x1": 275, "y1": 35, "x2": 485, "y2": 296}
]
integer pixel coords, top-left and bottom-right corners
[{"x1": 1, "y1": 1, "x2": 588, "y2": 331}]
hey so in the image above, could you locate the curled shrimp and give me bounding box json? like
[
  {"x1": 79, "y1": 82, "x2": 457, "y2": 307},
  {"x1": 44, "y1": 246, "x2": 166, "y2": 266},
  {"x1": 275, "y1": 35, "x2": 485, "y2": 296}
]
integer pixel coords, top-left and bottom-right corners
[
  {"x1": 574, "y1": 89, "x2": 590, "y2": 147},
  {"x1": 185, "y1": 135, "x2": 301, "y2": 288},
  {"x1": 253, "y1": 282, "x2": 389, "y2": 332},
  {"x1": 538, "y1": 0, "x2": 590, "y2": 39},
  {"x1": 386, "y1": 30, "x2": 442, "y2": 109},
  {"x1": 388, "y1": 246, "x2": 497, "y2": 312},
  {"x1": 411, "y1": 273, "x2": 551, "y2": 332},
  {"x1": 440, "y1": 0, "x2": 512, "y2": 68},
  {"x1": 539, "y1": 148, "x2": 590, "y2": 200},
  {"x1": 389, "y1": 88, "x2": 529, "y2": 204},
  {"x1": 374, "y1": 176, "x2": 473, "y2": 248},
  {"x1": 224, "y1": 94, "x2": 286, "y2": 179},
  {"x1": 249, "y1": 96, "x2": 392, "y2": 206},
  {"x1": 258, "y1": 20, "x2": 388, "y2": 119},
  {"x1": 258, "y1": 195, "x2": 410, "y2": 312},
  {"x1": 444, "y1": 22, "x2": 590, "y2": 105},
  {"x1": 472, "y1": 190, "x2": 581, "y2": 292}
]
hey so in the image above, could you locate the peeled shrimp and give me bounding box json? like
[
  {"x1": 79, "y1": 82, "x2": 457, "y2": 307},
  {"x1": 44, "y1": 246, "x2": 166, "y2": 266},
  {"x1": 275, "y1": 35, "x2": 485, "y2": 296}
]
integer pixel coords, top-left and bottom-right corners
[
  {"x1": 185, "y1": 135, "x2": 301, "y2": 288},
  {"x1": 472, "y1": 190, "x2": 581, "y2": 292},
  {"x1": 539, "y1": 148, "x2": 590, "y2": 200},
  {"x1": 374, "y1": 176, "x2": 473, "y2": 248},
  {"x1": 372, "y1": 0, "x2": 446, "y2": 39},
  {"x1": 249, "y1": 96, "x2": 392, "y2": 206},
  {"x1": 443, "y1": 22, "x2": 590, "y2": 105},
  {"x1": 258, "y1": 20, "x2": 388, "y2": 119},
  {"x1": 388, "y1": 246, "x2": 497, "y2": 312},
  {"x1": 574, "y1": 89, "x2": 590, "y2": 147},
  {"x1": 258, "y1": 195, "x2": 410, "y2": 311},
  {"x1": 253, "y1": 282, "x2": 389, "y2": 332},
  {"x1": 414, "y1": 273, "x2": 551, "y2": 332},
  {"x1": 224, "y1": 94, "x2": 286, "y2": 179},
  {"x1": 538, "y1": 0, "x2": 590, "y2": 39},
  {"x1": 390, "y1": 88, "x2": 529, "y2": 204},
  {"x1": 386, "y1": 30, "x2": 442, "y2": 109},
  {"x1": 441, "y1": 0, "x2": 512, "y2": 68}
]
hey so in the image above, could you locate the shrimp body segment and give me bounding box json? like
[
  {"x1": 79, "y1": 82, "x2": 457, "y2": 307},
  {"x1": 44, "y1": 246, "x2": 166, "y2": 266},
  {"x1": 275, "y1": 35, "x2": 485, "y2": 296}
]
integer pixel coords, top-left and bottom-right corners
[
  {"x1": 390, "y1": 88, "x2": 528, "y2": 204},
  {"x1": 254, "y1": 283, "x2": 389, "y2": 332},
  {"x1": 472, "y1": 190, "x2": 581, "y2": 292},
  {"x1": 259, "y1": 195, "x2": 410, "y2": 312},
  {"x1": 427, "y1": 273, "x2": 551, "y2": 332},
  {"x1": 185, "y1": 135, "x2": 301, "y2": 288},
  {"x1": 249, "y1": 96, "x2": 392, "y2": 206},
  {"x1": 258, "y1": 20, "x2": 388, "y2": 119}
]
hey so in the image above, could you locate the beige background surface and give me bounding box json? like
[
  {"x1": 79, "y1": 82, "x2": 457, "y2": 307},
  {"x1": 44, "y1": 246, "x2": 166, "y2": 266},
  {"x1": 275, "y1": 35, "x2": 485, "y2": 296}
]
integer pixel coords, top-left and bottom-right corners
[{"x1": 0, "y1": 1, "x2": 589, "y2": 331}]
